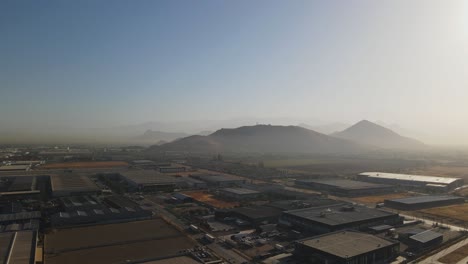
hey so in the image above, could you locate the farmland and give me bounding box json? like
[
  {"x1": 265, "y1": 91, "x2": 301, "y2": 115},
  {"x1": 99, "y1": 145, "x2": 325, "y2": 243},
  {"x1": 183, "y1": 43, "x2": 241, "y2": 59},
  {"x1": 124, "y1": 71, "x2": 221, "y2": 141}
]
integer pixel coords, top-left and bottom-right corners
[
  {"x1": 40, "y1": 161, "x2": 128, "y2": 169},
  {"x1": 418, "y1": 204, "x2": 468, "y2": 224},
  {"x1": 182, "y1": 190, "x2": 239, "y2": 208},
  {"x1": 44, "y1": 218, "x2": 195, "y2": 264}
]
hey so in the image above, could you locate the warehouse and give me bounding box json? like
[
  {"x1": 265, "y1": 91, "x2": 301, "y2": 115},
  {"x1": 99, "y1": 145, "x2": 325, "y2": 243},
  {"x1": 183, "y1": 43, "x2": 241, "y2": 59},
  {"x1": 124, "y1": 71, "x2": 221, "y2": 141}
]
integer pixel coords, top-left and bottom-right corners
[
  {"x1": 215, "y1": 205, "x2": 283, "y2": 226},
  {"x1": 294, "y1": 231, "x2": 399, "y2": 264},
  {"x1": 0, "y1": 165, "x2": 31, "y2": 171},
  {"x1": 384, "y1": 195, "x2": 465, "y2": 210},
  {"x1": 190, "y1": 174, "x2": 246, "y2": 187},
  {"x1": 408, "y1": 230, "x2": 443, "y2": 251},
  {"x1": 159, "y1": 166, "x2": 186, "y2": 173},
  {"x1": 358, "y1": 172, "x2": 464, "y2": 191},
  {"x1": 0, "y1": 231, "x2": 37, "y2": 264},
  {"x1": 51, "y1": 195, "x2": 152, "y2": 226},
  {"x1": 119, "y1": 170, "x2": 184, "y2": 192},
  {"x1": 51, "y1": 174, "x2": 101, "y2": 197},
  {"x1": 280, "y1": 204, "x2": 401, "y2": 234},
  {"x1": 219, "y1": 188, "x2": 261, "y2": 200},
  {"x1": 295, "y1": 179, "x2": 393, "y2": 197}
]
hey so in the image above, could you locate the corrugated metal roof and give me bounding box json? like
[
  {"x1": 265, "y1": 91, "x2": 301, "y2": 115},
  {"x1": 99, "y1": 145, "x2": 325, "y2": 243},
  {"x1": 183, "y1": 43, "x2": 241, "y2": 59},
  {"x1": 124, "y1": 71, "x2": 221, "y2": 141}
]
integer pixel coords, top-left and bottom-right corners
[{"x1": 410, "y1": 230, "x2": 442, "y2": 243}]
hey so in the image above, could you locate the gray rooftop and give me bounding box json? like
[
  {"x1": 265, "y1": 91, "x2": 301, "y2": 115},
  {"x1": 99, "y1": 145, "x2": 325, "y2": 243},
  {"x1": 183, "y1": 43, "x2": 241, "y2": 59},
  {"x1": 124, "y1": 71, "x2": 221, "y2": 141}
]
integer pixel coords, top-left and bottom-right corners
[
  {"x1": 119, "y1": 170, "x2": 183, "y2": 185},
  {"x1": 386, "y1": 195, "x2": 463, "y2": 205},
  {"x1": 360, "y1": 172, "x2": 461, "y2": 185},
  {"x1": 410, "y1": 230, "x2": 443, "y2": 243},
  {"x1": 193, "y1": 174, "x2": 245, "y2": 182},
  {"x1": 284, "y1": 204, "x2": 397, "y2": 226},
  {"x1": 222, "y1": 187, "x2": 260, "y2": 195},
  {"x1": 51, "y1": 174, "x2": 100, "y2": 192},
  {"x1": 297, "y1": 179, "x2": 392, "y2": 190},
  {"x1": 299, "y1": 231, "x2": 397, "y2": 258}
]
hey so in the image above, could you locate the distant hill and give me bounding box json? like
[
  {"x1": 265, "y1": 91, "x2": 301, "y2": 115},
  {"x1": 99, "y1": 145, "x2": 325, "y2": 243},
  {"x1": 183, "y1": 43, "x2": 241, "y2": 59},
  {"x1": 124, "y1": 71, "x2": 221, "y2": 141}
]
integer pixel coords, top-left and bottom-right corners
[
  {"x1": 134, "y1": 130, "x2": 189, "y2": 143},
  {"x1": 148, "y1": 125, "x2": 368, "y2": 154},
  {"x1": 331, "y1": 120, "x2": 425, "y2": 149}
]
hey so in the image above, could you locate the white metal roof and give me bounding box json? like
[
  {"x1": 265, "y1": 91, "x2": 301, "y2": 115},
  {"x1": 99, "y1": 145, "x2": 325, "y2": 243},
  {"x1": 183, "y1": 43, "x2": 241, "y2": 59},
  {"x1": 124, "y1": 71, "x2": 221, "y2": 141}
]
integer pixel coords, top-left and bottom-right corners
[{"x1": 359, "y1": 172, "x2": 461, "y2": 185}]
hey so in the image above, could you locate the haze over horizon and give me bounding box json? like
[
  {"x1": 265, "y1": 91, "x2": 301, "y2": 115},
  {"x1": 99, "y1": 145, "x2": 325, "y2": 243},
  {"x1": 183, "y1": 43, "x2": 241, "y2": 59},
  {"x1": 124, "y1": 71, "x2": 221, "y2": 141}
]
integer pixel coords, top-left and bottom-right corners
[{"x1": 2, "y1": 1, "x2": 468, "y2": 145}]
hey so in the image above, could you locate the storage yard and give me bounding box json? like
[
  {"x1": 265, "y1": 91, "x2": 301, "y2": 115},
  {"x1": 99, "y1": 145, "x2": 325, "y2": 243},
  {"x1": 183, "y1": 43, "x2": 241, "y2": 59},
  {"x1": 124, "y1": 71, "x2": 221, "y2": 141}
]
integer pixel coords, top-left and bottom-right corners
[
  {"x1": 44, "y1": 218, "x2": 195, "y2": 264},
  {"x1": 181, "y1": 190, "x2": 239, "y2": 208}
]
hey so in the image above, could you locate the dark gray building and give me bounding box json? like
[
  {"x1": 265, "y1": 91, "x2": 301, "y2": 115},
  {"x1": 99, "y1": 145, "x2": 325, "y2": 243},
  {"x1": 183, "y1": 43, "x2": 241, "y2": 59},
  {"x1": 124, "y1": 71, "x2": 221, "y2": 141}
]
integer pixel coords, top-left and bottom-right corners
[
  {"x1": 384, "y1": 195, "x2": 464, "y2": 210},
  {"x1": 295, "y1": 231, "x2": 399, "y2": 264},
  {"x1": 280, "y1": 204, "x2": 402, "y2": 234},
  {"x1": 295, "y1": 179, "x2": 393, "y2": 197}
]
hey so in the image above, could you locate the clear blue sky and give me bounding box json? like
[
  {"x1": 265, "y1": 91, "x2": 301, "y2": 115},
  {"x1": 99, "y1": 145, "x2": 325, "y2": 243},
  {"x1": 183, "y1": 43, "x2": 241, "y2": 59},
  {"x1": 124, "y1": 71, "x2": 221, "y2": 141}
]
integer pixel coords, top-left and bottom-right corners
[{"x1": 1, "y1": 1, "x2": 467, "y2": 143}]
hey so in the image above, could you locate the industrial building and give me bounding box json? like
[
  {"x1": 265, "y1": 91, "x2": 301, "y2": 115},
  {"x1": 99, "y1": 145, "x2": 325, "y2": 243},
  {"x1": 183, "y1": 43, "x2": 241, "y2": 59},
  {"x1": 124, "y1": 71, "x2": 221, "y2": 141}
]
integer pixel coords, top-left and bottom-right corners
[
  {"x1": 280, "y1": 204, "x2": 401, "y2": 234},
  {"x1": 190, "y1": 174, "x2": 246, "y2": 187},
  {"x1": 215, "y1": 205, "x2": 283, "y2": 226},
  {"x1": 358, "y1": 172, "x2": 464, "y2": 191},
  {"x1": 0, "y1": 165, "x2": 31, "y2": 171},
  {"x1": 0, "y1": 211, "x2": 41, "y2": 233},
  {"x1": 51, "y1": 174, "x2": 101, "y2": 197},
  {"x1": 294, "y1": 231, "x2": 399, "y2": 264},
  {"x1": 51, "y1": 195, "x2": 152, "y2": 226},
  {"x1": 0, "y1": 176, "x2": 41, "y2": 201},
  {"x1": 295, "y1": 179, "x2": 393, "y2": 197},
  {"x1": 0, "y1": 231, "x2": 37, "y2": 264},
  {"x1": 159, "y1": 166, "x2": 186, "y2": 173},
  {"x1": 219, "y1": 188, "x2": 261, "y2": 200},
  {"x1": 119, "y1": 170, "x2": 184, "y2": 192},
  {"x1": 384, "y1": 195, "x2": 465, "y2": 210},
  {"x1": 408, "y1": 230, "x2": 443, "y2": 251}
]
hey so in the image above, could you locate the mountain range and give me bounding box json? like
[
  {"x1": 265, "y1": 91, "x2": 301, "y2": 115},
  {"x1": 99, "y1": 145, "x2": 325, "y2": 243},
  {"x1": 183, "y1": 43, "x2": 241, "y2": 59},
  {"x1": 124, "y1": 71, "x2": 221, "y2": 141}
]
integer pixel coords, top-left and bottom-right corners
[{"x1": 148, "y1": 120, "x2": 425, "y2": 154}]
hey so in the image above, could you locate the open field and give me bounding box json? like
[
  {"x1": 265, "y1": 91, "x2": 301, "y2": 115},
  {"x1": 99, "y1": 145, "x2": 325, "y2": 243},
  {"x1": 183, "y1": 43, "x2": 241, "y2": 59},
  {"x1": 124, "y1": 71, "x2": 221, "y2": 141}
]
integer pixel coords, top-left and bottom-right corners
[
  {"x1": 350, "y1": 193, "x2": 414, "y2": 204},
  {"x1": 45, "y1": 237, "x2": 194, "y2": 264},
  {"x1": 439, "y1": 242, "x2": 468, "y2": 264},
  {"x1": 44, "y1": 218, "x2": 195, "y2": 264},
  {"x1": 409, "y1": 165, "x2": 468, "y2": 179},
  {"x1": 182, "y1": 190, "x2": 239, "y2": 208},
  {"x1": 419, "y1": 204, "x2": 468, "y2": 224},
  {"x1": 40, "y1": 161, "x2": 128, "y2": 169}
]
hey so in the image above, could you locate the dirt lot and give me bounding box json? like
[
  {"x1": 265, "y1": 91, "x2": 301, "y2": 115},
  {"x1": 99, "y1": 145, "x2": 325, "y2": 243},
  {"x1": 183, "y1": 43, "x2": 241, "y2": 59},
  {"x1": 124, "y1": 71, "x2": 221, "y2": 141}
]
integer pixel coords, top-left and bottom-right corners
[
  {"x1": 439, "y1": 242, "x2": 468, "y2": 264},
  {"x1": 409, "y1": 165, "x2": 468, "y2": 179},
  {"x1": 350, "y1": 193, "x2": 414, "y2": 204},
  {"x1": 182, "y1": 191, "x2": 239, "y2": 208},
  {"x1": 40, "y1": 161, "x2": 128, "y2": 169},
  {"x1": 44, "y1": 218, "x2": 195, "y2": 264},
  {"x1": 419, "y1": 204, "x2": 468, "y2": 224}
]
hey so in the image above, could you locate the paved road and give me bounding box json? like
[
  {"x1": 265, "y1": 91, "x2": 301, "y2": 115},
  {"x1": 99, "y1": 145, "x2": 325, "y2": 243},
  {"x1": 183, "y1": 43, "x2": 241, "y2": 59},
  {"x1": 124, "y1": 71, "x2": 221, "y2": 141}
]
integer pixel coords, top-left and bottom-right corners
[
  {"x1": 207, "y1": 242, "x2": 249, "y2": 264},
  {"x1": 418, "y1": 236, "x2": 468, "y2": 264}
]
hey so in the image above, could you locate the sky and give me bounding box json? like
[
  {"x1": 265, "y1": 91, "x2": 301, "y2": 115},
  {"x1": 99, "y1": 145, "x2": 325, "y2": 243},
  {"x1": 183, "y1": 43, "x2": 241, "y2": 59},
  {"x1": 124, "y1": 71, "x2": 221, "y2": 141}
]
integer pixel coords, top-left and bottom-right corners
[{"x1": 1, "y1": 0, "x2": 468, "y2": 144}]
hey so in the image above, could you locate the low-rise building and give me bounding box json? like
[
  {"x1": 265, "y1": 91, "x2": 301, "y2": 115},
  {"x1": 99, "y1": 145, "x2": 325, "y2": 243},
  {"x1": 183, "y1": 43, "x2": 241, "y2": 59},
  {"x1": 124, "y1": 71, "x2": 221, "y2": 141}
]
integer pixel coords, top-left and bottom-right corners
[
  {"x1": 280, "y1": 204, "x2": 401, "y2": 234},
  {"x1": 294, "y1": 231, "x2": 399, "y2": 264},
  {"x1": 384, "y1": 195, "x2": 465, "y2": 210},
  {"x1": 219, "y1": 188, "x2": 261, "y2": 200}
]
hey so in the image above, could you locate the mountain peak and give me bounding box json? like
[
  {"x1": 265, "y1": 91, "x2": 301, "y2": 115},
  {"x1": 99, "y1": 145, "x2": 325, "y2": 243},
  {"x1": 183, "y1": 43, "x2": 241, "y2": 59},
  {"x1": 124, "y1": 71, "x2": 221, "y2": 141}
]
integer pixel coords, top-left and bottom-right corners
[{"x1": 332, "y1": 120, "x2": 424, "y2": 149}]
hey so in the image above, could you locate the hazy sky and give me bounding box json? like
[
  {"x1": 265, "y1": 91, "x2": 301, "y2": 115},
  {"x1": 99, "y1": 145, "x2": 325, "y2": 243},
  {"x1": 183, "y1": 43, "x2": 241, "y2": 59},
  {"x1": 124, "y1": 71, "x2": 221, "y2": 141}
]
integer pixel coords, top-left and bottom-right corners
[{"x1": 1, "y1": 1, "x2": 468, "y2": 144}]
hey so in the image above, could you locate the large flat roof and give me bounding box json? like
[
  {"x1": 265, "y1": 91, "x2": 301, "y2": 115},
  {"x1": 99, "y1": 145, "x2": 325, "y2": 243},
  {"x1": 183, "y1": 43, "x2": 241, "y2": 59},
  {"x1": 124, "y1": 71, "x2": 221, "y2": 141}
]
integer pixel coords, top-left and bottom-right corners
[
  {"x1": 386, "y1": 195, "x2": 463, "y2": 205},
  {"x1": 0, "y1": 165, "x2": 30, "y2": 171},
  {"x1": 222, "y1": 188, "x2": 260, "y2": 195},
  {"x1": 193, "y1": 174, "x2": 244, "y2": 182},
  {"x1": 0, "y1": 231, "x2": 36, "y2": 264},
  {"x1": 119, "y1": 170, "x2": 183, "y2": 185},
  {"x1": 51, "y1": 174, "x2": 100, "y2": 193},
  {"x1": 297, "y1": 179, "x2": 392, "y2": 190},
  {"x1": 359, "y1": 172, "x2": 461, "y2": 185},
  {"x1": 410, "y1": 230, "x2": 442, "y2": 243},
  {"x1": 284, "y1": 204, "x2": 397, "y2": 226},
  {"x1": 298, "y1": 231, "x2": 397, "y2": 258}
]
